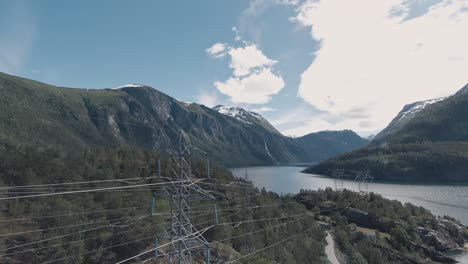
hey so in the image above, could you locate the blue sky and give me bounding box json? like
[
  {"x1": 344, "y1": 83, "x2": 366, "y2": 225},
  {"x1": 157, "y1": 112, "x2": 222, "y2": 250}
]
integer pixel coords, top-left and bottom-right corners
[{"x1": 1, "y1": 0, "x2": 467, "y2": 137}]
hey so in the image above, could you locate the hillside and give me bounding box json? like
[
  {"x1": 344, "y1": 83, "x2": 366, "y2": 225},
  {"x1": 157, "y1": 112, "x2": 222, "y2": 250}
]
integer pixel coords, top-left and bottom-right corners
[
  {"x1": 304, "y1": 83, "x2": 468, "y2": 182},
  {"x1": 294, "y1": 130, "x2": 369, "y2": 162},
  {"x1": 0, "y1": 72, "x2": 366, "y2": 167},
  {"x1": 1, "y1": 146, "x2": 463, "y2": 263}
]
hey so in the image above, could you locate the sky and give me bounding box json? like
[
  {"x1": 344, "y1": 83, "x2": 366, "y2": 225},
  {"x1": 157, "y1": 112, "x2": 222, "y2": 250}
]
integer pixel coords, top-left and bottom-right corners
[{"x1": 1, "y1": 0, "x2": 467, "y2": 137}]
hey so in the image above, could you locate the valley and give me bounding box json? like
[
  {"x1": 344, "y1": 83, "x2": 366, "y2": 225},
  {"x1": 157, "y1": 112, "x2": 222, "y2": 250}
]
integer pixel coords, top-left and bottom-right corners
[{"x1": 1, "y1": 72, "x2": 468, "y2": 263}]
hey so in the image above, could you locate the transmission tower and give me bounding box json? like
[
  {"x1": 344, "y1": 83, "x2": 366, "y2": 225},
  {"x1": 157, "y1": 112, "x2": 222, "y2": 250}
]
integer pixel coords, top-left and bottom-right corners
[
  {"x1": 354, "y1": 171, "x2": 373, "y2": 195},
  {"x1": 332, "y1": 169, "x2": 345, "y2": 191},
  {"x1": 164, "y1": 132, "x2": 214, "y2": 264}
]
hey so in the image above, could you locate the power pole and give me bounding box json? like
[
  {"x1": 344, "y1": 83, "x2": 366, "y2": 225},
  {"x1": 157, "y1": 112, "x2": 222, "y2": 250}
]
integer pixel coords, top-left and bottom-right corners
[
  {"x1": 354, "y1": 171, "x2": 373, "y2": 195},
  {"x1": 332, "y1": 169, "x2": 345, "y2": 191},
  {"x1": 165, "y1": 132, "x2": 214, "y2": 264}
]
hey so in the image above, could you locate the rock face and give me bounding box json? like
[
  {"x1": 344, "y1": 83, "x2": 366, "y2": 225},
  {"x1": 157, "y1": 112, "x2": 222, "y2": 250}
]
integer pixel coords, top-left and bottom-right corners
[
  {"x1": 0, "y1": 72, "x2": 368, "y2": 167},
  {"x1": 416, "y1": 227, "x2": 461, "y2": 251},
  {"x1": 342, "y1": 208, "x2": 372, "y2": 226},
  {"x1": 341, "y1": 208, "x2": 396, "y2": 232}
]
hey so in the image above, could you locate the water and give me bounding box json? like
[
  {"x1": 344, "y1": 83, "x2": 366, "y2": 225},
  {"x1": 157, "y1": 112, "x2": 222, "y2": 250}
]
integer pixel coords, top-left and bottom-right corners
[{"x1": 230, "y1": 166, "x2": 468, "y2": 262}]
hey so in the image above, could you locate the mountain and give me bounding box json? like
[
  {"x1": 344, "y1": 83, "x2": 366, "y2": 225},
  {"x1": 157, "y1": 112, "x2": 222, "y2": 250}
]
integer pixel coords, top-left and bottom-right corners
[
  {"x1": 372, "y1": 97, "x2": 446, "y2": 146},
  {"x1": 212, "y1": 105, "x2": 281, "y2": 135},
  {"x1": 304, "y1": 83, "x2": 468, "y2": 182},
  {"x1": 293, "y1": 130, "x2": 368, "y2": 162},
  {"x1": 0, "y1": 72, "x2": 367, "y2": 166}
]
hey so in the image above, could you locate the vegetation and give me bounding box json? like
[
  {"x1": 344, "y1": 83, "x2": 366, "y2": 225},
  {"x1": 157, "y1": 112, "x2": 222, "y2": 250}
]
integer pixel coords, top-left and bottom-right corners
[
  {"x1": 0, "y1": 146, "x2": 328, "y2": 263},
  {"x1": 0, "y1": 72, "x2": 466, "y2": 263},
  {"x1": 305, "y1": 141, "x2": 468, "y2": 181},
  {"x1": 0, "y1": 72, "x2": 366, "y2": 167},
  {"x1": 305, "y1": 84, "x2": 468, "y2": 182},
  {"x1": 295, "y1": 189, "x2": 467, "y2": 264}
]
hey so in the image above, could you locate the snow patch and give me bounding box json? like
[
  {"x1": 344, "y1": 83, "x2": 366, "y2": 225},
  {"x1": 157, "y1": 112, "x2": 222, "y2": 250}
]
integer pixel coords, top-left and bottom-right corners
[
  {"x1": 398, "y1": 97, "x2": 446, "y2": 121},
  {"x1": 112, "y1": 84, "x2": 145, "y2": 90},
  {"x1": 213, "y1": 105, "x2": 253, "y2": 124},
  {"x1": 175, "y1": 99, "x2": 194, "y2": 106},
  {"x1": 212, "y1": 105, "x2": 280, "y2": 134}
]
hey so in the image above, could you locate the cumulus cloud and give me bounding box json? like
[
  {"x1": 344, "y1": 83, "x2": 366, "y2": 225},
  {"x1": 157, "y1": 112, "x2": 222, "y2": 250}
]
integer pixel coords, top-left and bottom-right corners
[
  {"x1": 207, "y1": 41, "x2": 285, "y2": 105},
  {"x1": 206, "y1": 43, "x2": 228, "y2": 58},
  {"x1": 195, "y1": 91, "x2": 219, "y2": 107},
  {"x1": 228, "y1": 44, "x2": 277, "y2": 77},
  {"x1": 251, "y1": 106, "x2": 277, "y2": 113},
  {"x1": 292, "y1": 0, "x2": 468, "y2": 131},
  {"x1": 270, "y1": 103, "x2": 383, "y2": 137},
  {"x1": 214, "y1": 68, "x2": 284, "y2": 104},
  {"x1": 281, "y1": 117, "x2": 358, "y2": 137}
]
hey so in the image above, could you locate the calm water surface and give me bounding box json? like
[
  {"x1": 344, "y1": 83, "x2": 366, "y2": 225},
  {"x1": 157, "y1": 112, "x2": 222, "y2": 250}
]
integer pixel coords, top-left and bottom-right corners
[{"x1": 230, "y1": 166, "x2": 468, "y2": 262}]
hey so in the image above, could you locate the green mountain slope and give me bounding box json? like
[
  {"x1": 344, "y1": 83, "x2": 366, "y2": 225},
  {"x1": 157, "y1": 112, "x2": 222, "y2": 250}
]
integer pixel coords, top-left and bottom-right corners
[
  {"x1": 294, "y1": 130, "x2": 368, "y2": 162},
  {"x1": 304, "y1": 83, "x2": 468, "y2": 182},
  {"x1": 0, "y1": 72, "x2": 366, "y2": 166}
]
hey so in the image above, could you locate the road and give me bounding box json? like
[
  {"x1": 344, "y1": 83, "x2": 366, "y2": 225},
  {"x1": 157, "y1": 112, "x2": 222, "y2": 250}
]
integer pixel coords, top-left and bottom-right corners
[{"x1": 325, "y1": 232, "x2": 340, "y2": 264}]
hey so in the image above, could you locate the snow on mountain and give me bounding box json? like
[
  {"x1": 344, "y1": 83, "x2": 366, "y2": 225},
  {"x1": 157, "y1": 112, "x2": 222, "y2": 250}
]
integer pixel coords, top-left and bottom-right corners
[
  {"x1": 372, "y1": 97, "x2": 447, "y2": 145},
  {"x1": 397, "y1": 97, "x2": 446, "y2": 121},
  {"x1": 213, "y1": 105, "x2": 254, "y2": 124},
  {"x1": 212, "y1": 105, "x2": 281, "y2": 134},
  {"x1": 175, "y1": 99, "x2": 194, "y2": 106},
  {"x1": 112, "y1": 84, "x2": 145, "y2": 89}
]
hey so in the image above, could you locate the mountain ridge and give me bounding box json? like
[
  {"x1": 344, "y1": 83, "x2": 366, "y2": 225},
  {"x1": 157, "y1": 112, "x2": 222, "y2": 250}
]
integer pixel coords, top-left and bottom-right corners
[
  {"x1": 0, "y1": 72, "x2": 367, "y2": 167},
  {"x1": 304, "y1": 82, "x2": 468, "y2": 182}
]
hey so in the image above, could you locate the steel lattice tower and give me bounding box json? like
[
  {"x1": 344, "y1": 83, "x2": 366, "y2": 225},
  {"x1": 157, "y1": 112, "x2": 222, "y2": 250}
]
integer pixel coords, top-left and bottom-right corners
[
  {"x1": 165, "y1": 132, "x2": 213, "y2": 264},
  {"x1": 332, "y1": 169, "x2": 345, "y2": 191}
]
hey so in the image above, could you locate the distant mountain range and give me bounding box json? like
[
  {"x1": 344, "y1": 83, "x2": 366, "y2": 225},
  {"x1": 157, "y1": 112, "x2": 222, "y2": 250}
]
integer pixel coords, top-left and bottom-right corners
[
  {"x1": 0, "y1": 72, "x2": 367, "y2": 167},
  {"x1": 304, "y1": 83, "x2": 468, "y2": 182}
]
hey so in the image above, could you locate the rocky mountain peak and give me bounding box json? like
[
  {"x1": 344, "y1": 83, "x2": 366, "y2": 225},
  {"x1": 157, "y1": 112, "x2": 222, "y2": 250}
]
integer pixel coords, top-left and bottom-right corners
[{"x1": 212, "y1": 105, "x2": 280, "y2": 134}]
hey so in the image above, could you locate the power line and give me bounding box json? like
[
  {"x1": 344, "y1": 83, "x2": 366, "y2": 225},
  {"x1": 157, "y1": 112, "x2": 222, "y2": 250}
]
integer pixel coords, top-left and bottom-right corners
[
  {"x1": 0, "y1": 180, "x2": 191, "y2": 201},
  {"x1": 41, "y1": 235, "x2": 156, "y2": 264},
  {"x1": 39, "y1": 209, "x2": 235, "y2": 264},
  {"x1": 224, "y1": 193, "x2": 364, "y2": 263},
  {"x1": 0, "y1": 190, "x2": 286, "y2": 228},
  {"x1": 121, "y1": 193, "x2": 364, "y2": 264},
  {"x1": 0, "y1": 176, "x2": 257, "y2": 201},
  {"x1": 0, "y1": 189, "x2": 353, "y2": 260},
  {"x1": 0, "y1": 214, "x2": 148, "y2": 238},
  {"x1": 116, "y1": 224, "x2": 215, "y2": 264},
  {"x1": 36, "y1": 196, "x2": 315, "y2": 264},
  {"x1": 226, "y1": 225, "x2": 317, "y2": 263},
  {"x1": 42, "y1": 191, "x2": 361, "y2": 264},
  {"x1": 0, "y1": 176, "x2": 159, "y2": 190},
  {"x1": 11, "y1": 195, "x2": 245, "y2": 263},
  {"x1": 0, "y1": 210, "x2": 217, "y2": 258}
]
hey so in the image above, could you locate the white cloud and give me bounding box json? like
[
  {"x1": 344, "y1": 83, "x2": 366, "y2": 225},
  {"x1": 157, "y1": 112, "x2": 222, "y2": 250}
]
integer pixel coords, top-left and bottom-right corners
[
  {"x1": 206, "y1": 43, "x2": 228, "y2": 58},
  {"x1": 251, "y1": 106, "x2": 277, "y2": 113},
  {"x1": 214, "y1": 68, "x2": 284, "y2": 104},
  {"x1": 228, "y1": 44, "x2": 277, "y2": 77},
  {"x1": 292, "y1": 0, "x2": 468, "y2": 132},
  {"x1": 207, "y1": 41, "x2": 285, "y2": 105},
  {"x1": 270, "y1": 103, "x2": 383, "y2": 137},
  {"x1": 195, "y1": 91, "x2": 219, "y2": 107},
  {"x1": 232, "y1": 26, "x2": 242, "y2": 41},
  {"x1": 279, "y1": 113, "x2": 381, "y2": 137}
]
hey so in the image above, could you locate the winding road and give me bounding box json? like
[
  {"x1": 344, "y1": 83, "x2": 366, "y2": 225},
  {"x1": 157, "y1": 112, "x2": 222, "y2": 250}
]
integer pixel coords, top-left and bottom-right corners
[{"x1": 325, "y1": 232, "x2": 340, "y2": 264}]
